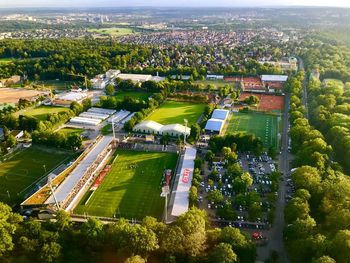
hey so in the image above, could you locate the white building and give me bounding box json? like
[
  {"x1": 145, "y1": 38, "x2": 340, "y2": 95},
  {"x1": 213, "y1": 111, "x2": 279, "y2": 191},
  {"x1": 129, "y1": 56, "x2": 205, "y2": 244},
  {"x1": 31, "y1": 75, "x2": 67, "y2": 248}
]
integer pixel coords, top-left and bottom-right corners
[
  {"x1": 105, "y1": 69, "x2": 121, "y2": 79},
  {"x1": 261, "y1": 75, "x2": 288, "y2": 82},
  {"x1": 91, "y1": 78, "x2": 107, "y2": 89},
  {"x1": 117, "y1": 73, "x2": 152, "y2": 83},
  {"x1": 133, "y1": 121, "x2": 190, "y2": 137},
  {"x1": 161, "y1": 124, "x2": 190, "y2": 137},
  {"x1": 133, "y1": 120, "x2": 163, "y2": 134}
]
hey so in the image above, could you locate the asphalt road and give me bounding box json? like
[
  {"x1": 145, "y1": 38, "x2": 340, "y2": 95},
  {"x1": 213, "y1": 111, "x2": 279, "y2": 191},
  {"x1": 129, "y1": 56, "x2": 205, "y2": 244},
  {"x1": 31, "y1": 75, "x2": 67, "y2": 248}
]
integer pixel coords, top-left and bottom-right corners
[
  {"x1": 298, "y1": 58, "x2": 309, "y2": 119},
  {"x1": 257, "y1": 94, "x2": 290, "y2": 262}
]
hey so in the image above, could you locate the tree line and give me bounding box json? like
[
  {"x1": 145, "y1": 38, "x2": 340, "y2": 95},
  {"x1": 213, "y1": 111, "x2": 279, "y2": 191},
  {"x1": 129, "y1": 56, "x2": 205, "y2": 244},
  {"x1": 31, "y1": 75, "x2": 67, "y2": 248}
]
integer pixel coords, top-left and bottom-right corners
[
  {"x1": 284, "y1": 72, "x2": 350, "y2": 263},
  {"x1": 0, "y1": 203, "x2": 257, "y2": 263}
]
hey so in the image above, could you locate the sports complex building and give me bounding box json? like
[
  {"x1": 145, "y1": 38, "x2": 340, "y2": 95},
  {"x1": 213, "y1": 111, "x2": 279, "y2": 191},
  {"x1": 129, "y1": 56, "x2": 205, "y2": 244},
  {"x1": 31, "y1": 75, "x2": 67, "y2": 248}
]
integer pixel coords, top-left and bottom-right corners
[
  {"x1": 133, "y1": 120, "x2": 191, "y2": 137},
  {"x1": 204, "y1": 109, "x2": 230, "y2": 135}
]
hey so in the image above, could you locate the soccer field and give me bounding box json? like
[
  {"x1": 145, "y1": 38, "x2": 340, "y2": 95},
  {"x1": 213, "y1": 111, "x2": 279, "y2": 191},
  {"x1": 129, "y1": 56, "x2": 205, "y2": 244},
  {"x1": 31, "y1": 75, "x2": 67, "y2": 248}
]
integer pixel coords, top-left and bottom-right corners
[
  {"x1": 227, "y1": 112, "x2": 279, "y2": 148},
  {"x1": 74, "y1": 149, "x2": 178, "y2": 219},
  {"x1": 15, "y1": 106, "x2": 70, "y2": 121},
  {"x1": 145, "y1": 101, "x2": 205, "y2": 125},
  {"x1": 0, "y1": 147, "x2": 70, "y2": 204}
]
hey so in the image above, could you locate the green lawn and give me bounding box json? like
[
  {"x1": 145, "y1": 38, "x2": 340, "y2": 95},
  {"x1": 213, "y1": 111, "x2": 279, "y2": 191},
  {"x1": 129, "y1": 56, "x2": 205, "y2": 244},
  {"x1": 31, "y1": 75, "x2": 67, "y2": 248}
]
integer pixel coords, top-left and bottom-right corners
[
  {"x1": 0, "y1": 58, "x2": 15, "y2": 64},
  {"x1": 227, "y1": 112, "x2": 279, "y2": 149},
  {"x1": 88, "y1": 27, "x2": 135, "y2": 36},
  {"x1": 0, "y1": 147, "x2": 70, "y2": 204},
  {"x1": 15, "y1": 106, "x2": 70, "y2": 121},
  {"x1": 74, "y1": 150, "x2": 178, "y2": 219},
  {"x1": 36, "y1": 80, "x2": 77, "y2": 91},
  {"x1": 145, "y1": 101, "x2": 205, "y2": 125},
  {"x1": 57, "y1": 127, "x2": 84, "y2": 136},
  {"x1": 114, "y1": 91, "x2": 151, "y2": 101},
  {"x1": 193, "y1": 79, "x2": 227, "y2": 90}
]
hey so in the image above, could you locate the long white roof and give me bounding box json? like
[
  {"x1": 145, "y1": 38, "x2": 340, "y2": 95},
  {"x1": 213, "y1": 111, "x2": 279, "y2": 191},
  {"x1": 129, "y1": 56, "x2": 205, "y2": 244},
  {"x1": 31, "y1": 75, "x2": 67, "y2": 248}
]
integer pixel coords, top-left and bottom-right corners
[
  {"x1": 161, "y1": 124, "x2": 190, "y2": 135},
  {"x1": 134, "y1": 120, "x2": 164, "y2": 132},
  {"x1": 171, "y1": 146, "x2": 197, "y2": 217},
  {"x1": 45, "y1": 136, "x2": 114, "y2": 204},
  {"x1": 261, "y1": 75, "x2": 288, "y2": 82}
]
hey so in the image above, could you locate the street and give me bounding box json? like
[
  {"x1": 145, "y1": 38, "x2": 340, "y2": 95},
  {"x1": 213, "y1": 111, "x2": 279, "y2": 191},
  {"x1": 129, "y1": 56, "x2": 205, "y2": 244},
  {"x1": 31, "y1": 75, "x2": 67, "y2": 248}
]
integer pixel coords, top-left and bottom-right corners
[{"x1": 257, "y1": 94, "x2": 291, "y2": 262}]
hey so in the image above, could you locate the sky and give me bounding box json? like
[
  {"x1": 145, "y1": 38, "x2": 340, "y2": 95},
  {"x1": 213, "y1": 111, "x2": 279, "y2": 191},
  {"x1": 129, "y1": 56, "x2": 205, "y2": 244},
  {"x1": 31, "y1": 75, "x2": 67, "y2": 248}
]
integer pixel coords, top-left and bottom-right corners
[{"x1": 0, "y1": 0, "x2": 349, "y2": 8}]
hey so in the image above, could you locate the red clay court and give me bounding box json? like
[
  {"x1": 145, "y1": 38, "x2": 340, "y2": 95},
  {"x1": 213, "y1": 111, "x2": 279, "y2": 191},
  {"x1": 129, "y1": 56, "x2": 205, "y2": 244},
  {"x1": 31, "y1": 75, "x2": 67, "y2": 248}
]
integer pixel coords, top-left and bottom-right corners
[{"x1": 240, "y1": 92, "x2": 285, "y2": 112}]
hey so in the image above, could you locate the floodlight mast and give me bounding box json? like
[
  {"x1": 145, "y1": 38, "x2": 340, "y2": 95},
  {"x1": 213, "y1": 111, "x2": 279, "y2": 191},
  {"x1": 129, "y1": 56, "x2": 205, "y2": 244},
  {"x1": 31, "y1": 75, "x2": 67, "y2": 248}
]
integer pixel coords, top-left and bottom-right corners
[
  {"x1": 48, "y1": 176, "x2": 60, "y2": 210},
  {"x1": 184, "y1": 118, "x2": 188, "y2": 145},
  {"x1": 164, "y1": 193, "x2": 168, "y2": 223},
  {"x1": 112, "y1": 117, "x2": 116, "y2": 140}
]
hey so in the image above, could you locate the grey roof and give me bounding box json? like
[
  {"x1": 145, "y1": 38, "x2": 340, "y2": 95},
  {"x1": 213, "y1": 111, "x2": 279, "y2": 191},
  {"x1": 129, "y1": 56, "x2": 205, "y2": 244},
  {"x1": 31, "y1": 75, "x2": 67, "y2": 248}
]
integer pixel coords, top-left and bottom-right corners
[
  {"x1": 261, "y1": 75, "x2": 288, "y2": 82},
  {"x1": 205, "y1": 118, "x2": 225, "y2": 132},
  {"x1": 45, "y1": 136, "x2": 114, "y2": 204},
  {"x1": 211, "y1": 109, "x2": 229, "y2": 120}
]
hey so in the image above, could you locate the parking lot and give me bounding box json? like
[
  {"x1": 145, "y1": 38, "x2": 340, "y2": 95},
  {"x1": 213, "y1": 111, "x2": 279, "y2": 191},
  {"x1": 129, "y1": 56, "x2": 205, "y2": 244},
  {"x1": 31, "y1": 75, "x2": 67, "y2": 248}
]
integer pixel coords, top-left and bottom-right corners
[{"x1": 198, "y1": 151, "x2": 279, "y2": 242}]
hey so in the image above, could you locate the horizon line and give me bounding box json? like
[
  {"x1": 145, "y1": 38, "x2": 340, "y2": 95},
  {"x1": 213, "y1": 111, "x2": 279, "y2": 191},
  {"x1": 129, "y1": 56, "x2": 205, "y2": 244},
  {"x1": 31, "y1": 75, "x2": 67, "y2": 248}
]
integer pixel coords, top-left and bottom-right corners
[{"x1": 0, "y1": 5, "x2": 349, "y2": 9}]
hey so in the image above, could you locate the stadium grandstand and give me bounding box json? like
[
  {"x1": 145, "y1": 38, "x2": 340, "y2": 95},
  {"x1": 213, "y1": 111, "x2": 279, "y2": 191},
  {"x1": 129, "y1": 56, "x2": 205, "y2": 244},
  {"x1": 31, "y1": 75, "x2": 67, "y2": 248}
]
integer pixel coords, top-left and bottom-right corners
[{"x1": 21, "y1": 136, "x2": 116, "y2": 212}]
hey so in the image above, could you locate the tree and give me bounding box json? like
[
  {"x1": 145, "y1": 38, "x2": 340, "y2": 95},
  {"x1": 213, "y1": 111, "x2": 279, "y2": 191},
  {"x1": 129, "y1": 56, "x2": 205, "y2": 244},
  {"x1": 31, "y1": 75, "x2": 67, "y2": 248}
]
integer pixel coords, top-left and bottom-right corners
[
  {"x1": 233, "y1": 172, "x2": 253, "y2": 193},
  {"x1": 81, "y1": 217, "x2": 103, "y2": 240},
  {"x1": 105, "y1": 84, "x2": 115, "y2": 95},
  {"x1": 331, "y1": 230, "x2": 350, "y2": 263},
  {"x1": 292, "y1": 166, "x2": 321, "y2": 194},
  {"x1": 39, "y1": 242, "x2": 61, "y2": 263},
  {"x1": 207, "y1": 243, "x2": 237, "y2": 263},
  {"x1": 189, "y1": 186, "x2": 198, "y2": 206},
  {"x1": 205, "y1": 150, "x2": 215, "y2": 164},
  {"x1": 175, "y1": 208, "x2": 207, "y2": 256},
  {"x1": 6, "y1": 134, "x2": 17, "y2": 148},
  {"x1": 67, "y1": 134, "x2": 82, "y2": 150},
  {"x1": 55, "y1": 210, "x2": 72, "y2": 231},
  {"x1": 129, "y1": 225, "x2": 159, "y2": 255},
  {"x1": 222, "y1": 147, "x2": 232, "y2": 159},
  {"x1": 189, "y1": 123, "x2": 201, "y2": 142},
  {"x1": 220, "y1": 227, "x2": 256, "y2": 263},
  {"x1": 244, "y1": 95, "x2": 259, "y2": 106},
  {"x1": 312, "y1": 256, "x2": 336, "y2": 263},
  {"x1": 208, "y1": 189, "x2": 224, "y2": 204},
  {"x1": 125, "y1": 255, "x2": 146, "y2": 263},
  {"x1": 0, "y1": 202, "x2": 22, "y2": 256}
]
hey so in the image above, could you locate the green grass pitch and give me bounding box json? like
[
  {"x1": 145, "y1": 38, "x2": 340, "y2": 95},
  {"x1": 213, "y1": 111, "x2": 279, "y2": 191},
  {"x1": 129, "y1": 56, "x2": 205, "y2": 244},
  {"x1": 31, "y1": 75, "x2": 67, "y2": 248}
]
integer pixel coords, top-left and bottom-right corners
[
  {"x1": 74, "y1": 149, "x2": 178, "y2": 219},
  {"x1": 114, "y1": 91, "x2": 151, "y2": 102},
  {"x1": 145, "y1": 100, "x2": 205, "y2": 125},
  {"x1": 57, "y1": 127, "x2": 84, "y2": 136},
  {"x1": 227, "y1": 112, "x2": 279, "y2": 149},
  {"x1": 15, "y1": 106, "x2": 70, "y2": 121},
  {"x1": 0, "y1": 147, "x2": 70, "y2": 204}
]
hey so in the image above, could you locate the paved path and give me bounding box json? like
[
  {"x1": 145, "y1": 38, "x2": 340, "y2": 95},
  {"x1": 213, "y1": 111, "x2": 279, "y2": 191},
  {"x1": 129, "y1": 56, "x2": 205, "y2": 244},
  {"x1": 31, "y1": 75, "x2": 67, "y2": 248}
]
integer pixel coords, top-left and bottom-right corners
[{"x1": 298, "y1": 57, "x2": 309, "y2": 119}]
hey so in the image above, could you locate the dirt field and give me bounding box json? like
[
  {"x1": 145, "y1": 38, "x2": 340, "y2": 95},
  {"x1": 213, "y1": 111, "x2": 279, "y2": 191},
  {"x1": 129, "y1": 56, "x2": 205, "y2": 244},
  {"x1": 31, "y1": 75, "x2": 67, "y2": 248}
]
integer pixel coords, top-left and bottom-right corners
[
  {"x1": 0, "y1": 88, "x2": 47, "y2": 104},
  {"x1": 240, "y1": 92, "x2": 285, "y2": 112}
]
